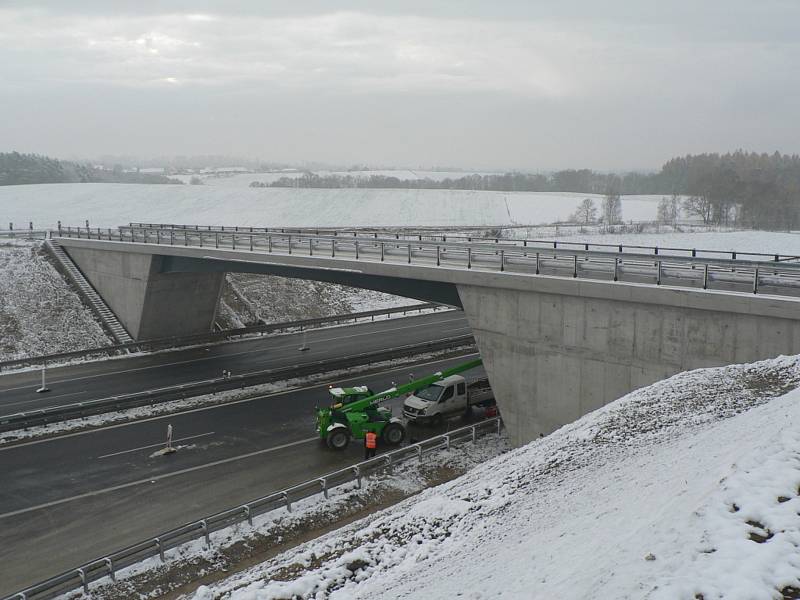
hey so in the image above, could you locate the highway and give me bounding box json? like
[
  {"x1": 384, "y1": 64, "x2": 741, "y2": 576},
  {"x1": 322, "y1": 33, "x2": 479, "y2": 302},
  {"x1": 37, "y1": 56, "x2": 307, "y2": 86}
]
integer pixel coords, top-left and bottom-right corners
[
  {"x1": 0, "y1": 310, "x2": 470, "y2": 415},
  {"x1": 0, "y1": 353, "x2": 483, "y2": 595}
]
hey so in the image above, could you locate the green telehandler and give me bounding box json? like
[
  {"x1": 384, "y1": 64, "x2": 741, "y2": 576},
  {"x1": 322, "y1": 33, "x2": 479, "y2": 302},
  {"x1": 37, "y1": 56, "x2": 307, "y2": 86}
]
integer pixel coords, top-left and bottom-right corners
[{"x1": 315, "y1": 358, "x2": 483, "y2": 450}]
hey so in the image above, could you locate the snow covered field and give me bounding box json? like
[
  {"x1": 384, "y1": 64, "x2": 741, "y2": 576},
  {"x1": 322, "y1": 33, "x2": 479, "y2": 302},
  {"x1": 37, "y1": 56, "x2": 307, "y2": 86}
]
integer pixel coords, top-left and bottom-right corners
[
  {"x1": 0, "y1": 183, "x2": 662, "y2": 229},
  {"x1": 0, "y1": 241, "x2": 111, "y2": 360},
  {"x1": 185, "y1": 355, "x2": 800, "y2": 600}
]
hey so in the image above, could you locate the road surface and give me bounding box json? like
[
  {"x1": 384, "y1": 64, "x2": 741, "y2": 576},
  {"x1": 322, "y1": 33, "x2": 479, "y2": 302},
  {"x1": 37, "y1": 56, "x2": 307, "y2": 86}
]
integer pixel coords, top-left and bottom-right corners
[
  {"x1": 0, "y1": 311, "x2": 470, "y2": 415},
  {"x1": 0, "y1": 353, "x2": 485, "y2": 595}
]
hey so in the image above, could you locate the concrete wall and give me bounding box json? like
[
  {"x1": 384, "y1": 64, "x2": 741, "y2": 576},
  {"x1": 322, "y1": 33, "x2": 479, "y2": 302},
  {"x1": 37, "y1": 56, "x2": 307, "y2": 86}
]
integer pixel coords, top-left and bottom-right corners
[
  {"x1": 64, "y1": 247, "x2": 224, "y2": 340},
  {"x1": 457, "y1": 282, "x2": 800, "y2": 445}
]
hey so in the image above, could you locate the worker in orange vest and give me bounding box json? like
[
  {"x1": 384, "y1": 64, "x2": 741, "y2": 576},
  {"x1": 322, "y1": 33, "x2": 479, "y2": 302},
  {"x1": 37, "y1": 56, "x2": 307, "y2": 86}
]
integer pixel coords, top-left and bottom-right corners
[{"x1": 364, "y1": 430, "x2": 377, "y2": 460}]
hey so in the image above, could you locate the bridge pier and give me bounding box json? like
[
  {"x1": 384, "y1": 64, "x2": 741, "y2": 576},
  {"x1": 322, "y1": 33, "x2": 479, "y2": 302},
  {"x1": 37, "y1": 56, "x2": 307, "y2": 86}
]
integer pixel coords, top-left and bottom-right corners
[{"x1": 63, "y1": 247, "x2": 224, "y2": 340}]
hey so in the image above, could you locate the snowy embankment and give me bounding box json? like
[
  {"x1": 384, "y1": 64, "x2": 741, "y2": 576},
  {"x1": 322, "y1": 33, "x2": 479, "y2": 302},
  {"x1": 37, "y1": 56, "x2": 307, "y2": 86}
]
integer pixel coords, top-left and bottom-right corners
[
  {"x1": 0, "y1": 241, "x2": 110, "y2": 360},
  {"x1": 0, "y1": 183, "x2": 661, "y2": 229},
  {"x1": 189, "y1": 356, "x2": 800, "y2": 600}
]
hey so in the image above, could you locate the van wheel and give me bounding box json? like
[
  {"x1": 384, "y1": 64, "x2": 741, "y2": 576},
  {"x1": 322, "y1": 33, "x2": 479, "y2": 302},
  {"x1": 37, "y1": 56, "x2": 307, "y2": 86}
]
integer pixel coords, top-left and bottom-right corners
[
  {"x1": 382, "y1": 422, "x2": 405, "y2": 445},
  {"x1": 326, "y1": 429, "x2": 350, "y2": 450}
]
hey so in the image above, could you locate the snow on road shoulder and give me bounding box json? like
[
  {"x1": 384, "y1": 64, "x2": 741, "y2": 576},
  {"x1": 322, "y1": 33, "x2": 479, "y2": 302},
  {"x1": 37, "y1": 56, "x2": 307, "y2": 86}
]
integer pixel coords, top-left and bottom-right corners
[{"x1": 186, "y1": 356, "x2": 800, "y2": 600}]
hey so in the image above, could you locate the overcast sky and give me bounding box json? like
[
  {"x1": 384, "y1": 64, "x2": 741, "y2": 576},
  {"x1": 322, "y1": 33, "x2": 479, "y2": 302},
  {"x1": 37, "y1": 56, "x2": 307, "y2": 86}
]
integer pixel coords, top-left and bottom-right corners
[{"x1": 1, "y1": 1, "x2": 798, "y2": 170}]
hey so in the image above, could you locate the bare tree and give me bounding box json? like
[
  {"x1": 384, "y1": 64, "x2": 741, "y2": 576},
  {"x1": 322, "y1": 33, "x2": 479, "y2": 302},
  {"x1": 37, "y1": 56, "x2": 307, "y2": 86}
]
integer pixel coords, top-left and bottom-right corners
[
  {"x1": 570, "y1": 198, "x2": 597, "y2": 224},
  {"x1": 657, "y1": 194, "x2": 680, "y2": 225},
  {"x1": 682, "y1": 195, "x2": 712, "y2": 224}
]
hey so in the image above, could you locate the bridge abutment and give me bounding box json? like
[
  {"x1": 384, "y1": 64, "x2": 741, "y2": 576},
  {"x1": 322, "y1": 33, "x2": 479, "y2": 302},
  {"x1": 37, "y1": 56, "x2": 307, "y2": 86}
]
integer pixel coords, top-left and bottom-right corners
[
  {"x1": 64, "y1": 246, "x2": 224, "y2": 340},
  {"x1": 457, "y1": 282, "x2": 800, "y2": 445}
]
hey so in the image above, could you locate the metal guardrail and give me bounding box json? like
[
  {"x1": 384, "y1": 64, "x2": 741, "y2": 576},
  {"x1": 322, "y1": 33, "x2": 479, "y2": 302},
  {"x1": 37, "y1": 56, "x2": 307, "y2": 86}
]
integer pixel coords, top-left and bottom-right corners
[
  {"x1": 0, "y1": 334, "x2": 476, "y2": 432},
  {"x1": 3, "y1": 417, "x2": 502, "y2": 600},
  {"x1": 0, "y1": 303, "x2": 444, "y2": 373},
  {"x1": 56, "y1": 225, "x2": 800, "y2": 297},
  {"x1": 125, "y1": 221, "x2": 800, "y2": 263}
]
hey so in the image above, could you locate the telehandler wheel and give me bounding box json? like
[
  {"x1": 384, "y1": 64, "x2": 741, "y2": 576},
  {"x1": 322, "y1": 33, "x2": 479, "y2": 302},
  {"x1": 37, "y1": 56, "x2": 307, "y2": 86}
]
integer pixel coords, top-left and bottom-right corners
[
  {"x1": 382, "y1": 422, "x2": 405, "y2": 445},
  {"x1": 326, "y1": 428, "x2": 350, "y2": 450}
]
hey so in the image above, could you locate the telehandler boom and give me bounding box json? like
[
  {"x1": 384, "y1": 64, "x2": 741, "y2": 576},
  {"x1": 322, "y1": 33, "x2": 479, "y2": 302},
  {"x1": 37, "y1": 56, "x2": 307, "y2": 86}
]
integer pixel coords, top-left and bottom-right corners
[{"x1": 315, "y1": 358, "x2": 483, "y2": 450}]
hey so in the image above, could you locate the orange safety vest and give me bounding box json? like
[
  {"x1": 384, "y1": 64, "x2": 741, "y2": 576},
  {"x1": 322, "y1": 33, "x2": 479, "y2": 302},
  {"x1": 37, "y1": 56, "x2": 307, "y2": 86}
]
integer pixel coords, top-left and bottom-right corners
[{"x1": 365, "y1": 431, "x2": 377, "y2": 449}]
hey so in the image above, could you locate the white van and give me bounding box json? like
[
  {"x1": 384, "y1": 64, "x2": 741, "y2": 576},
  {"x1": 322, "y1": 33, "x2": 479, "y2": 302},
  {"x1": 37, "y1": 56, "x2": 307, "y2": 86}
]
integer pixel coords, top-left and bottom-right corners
[{"x1": 403, "y1": 375, "x2": 494, "y2": 425}]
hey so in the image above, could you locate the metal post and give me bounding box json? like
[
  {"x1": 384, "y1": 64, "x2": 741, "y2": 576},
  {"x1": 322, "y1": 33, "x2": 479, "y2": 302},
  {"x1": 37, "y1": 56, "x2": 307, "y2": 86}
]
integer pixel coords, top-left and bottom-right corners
[
  {"x1": 613, "y1": 257, "x2": 619, "y2": 282},
  {"x1": 380, "y1": 242, "x2": 385, "y2": 261},
  {"x1": 355, "y1": 240, "x2": 359, "y2": 259},
  {"x1": 200, "y1": 232, "x2": 204, "y2": 248},
  {"x1": 77, "y1": 568, "x2": 88, "y2": 593},
  {"x1": 249, "y1": 235, "x2": 253, "y2": 251},
  {"x1": 283, "y1": 492, "x2": 292, "y2": 512},
  {"x1": 269, "y1": 235, "x2": 273, "y2": 253},
  {"x1": 154, "y1": 538, "x2": 165, "y2": 562},
  {"x1": 309, "y1": 238, "x2": 313, "y2": 255},
  {"x1": 436, "y1": 245, "x2": 440, "y2": 266},
  {"x1": 703, "y1": 263, "x2": 709, "y2": 289},
  {"x1": 500, "y1": 250, "x2": 505, "y2": 272},
  {"x1": 331, "y1": 239, "x2": 335, "y2": 257},
  {"x1": 232, "y1": 234, "x2": 236, "y2": 250},
  {"x1": 156, "y1": 230, "x2": 161, "y2": 244},
  {"x1": 467, "y1": 247, "x2": 472, "y2": 269},
  {"x1": 37, "y1": 366, "x2": 50, "y2": 393},
  {"x1": 288, "y1": 235, "x2": 292, "y2": 254},
  {"x1": 471, "y1": 426, "x2": 477, "y2": 443},
  {"x1": 572, "y1": 255, "x2": 578, "y2": 278},
  {"x1": 535, "y1": 252, "x2": 540, "y2": 275},
  {"x1": 104, "y1": 557, "x2": 116, "y2": 582},
  {"x1": 656, "y1": 261, "x2": 662, "y2": 285},
  {"x1": 200, "y1": 520, "x2": 210, "y2": 548},
  {"x1": 408, "y1": 243, "x2": 412, "y2": 264},
  {"x1": 183, "y1": 231, "x2": 187, "y2": 246},
  {"x1": 354, "y1": 465, "x2": 362, "y2": 488},
  {"x1": 320, "y1": 478, "x2": 329, "y2": 499},
  {"x1": 242, "y1": 504, "x2": 253, "y2": 526},
  {"x1": 753, "y1": 267, "x2": 759, "y2": 294}
]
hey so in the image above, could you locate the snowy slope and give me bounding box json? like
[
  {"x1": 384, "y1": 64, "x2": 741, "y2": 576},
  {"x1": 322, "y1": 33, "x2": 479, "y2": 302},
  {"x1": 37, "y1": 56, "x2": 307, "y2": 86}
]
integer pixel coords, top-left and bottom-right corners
[
  {"x1": 0, "y1": 241, "x2": 111, "y2": 360},
  {"x1": 0, "y1": 183, "x2": 661, "y2": 229},
  {"x1": 189, "y1": 356, "x2": 800, "y2": 600}
]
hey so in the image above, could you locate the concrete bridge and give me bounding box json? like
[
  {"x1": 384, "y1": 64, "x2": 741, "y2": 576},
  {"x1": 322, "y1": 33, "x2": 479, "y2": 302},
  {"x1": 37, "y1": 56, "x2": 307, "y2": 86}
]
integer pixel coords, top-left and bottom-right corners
[{"x1": 54, "y1": 225, "x2": 800, "y2": 445}]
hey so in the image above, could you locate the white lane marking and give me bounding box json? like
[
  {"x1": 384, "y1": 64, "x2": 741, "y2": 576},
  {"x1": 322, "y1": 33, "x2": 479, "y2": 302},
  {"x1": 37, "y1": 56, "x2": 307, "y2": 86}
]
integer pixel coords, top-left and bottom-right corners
[
  {"x1": 96, "y1": 431, "x2": 216, "y2": 459},
  {"x1": 0, "y1": 353, "x2": 479, "y2": 451},
  {"x1": 0, "y1": 316, "x2": 468, "y2": 394},
  {"x1": 0, "y1": 437, "x2": 319, "y2": 520}
]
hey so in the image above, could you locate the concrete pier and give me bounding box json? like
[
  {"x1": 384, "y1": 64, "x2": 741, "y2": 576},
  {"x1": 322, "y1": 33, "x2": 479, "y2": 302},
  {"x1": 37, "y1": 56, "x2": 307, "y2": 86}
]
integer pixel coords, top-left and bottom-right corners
[{"x1": 63, "y1": 246, "x2": 224, "y2": 340}]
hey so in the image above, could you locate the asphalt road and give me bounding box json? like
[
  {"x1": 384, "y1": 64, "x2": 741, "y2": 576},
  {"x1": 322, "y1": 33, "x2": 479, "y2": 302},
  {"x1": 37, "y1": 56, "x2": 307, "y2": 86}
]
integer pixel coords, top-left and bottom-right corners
[
  {"x1": 0, "y1": 310, "x2": 471, "y2": 416},
  {"x1": 0, "y1": 353, "x2": 486, "y2": 595}
]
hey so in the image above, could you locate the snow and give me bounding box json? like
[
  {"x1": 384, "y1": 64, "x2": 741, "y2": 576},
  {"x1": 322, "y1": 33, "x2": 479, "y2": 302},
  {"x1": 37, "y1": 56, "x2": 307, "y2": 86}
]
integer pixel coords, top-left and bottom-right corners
[
  {"x1": 0, "y1": 183, "x2": 664, "y2": 229},
  {"x1": 0, "y1": 240, "x2": 111, "y2": 360},
  {"x1": 183, "y1": 355, "x2": 800, "y2": 599}
]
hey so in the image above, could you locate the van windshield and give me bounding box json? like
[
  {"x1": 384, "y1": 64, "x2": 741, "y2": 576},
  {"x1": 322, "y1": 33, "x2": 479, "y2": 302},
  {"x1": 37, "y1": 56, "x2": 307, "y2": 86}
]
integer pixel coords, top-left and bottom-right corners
[{"x1": 415, "y1": 384, "x2": 443, "y2": 402}]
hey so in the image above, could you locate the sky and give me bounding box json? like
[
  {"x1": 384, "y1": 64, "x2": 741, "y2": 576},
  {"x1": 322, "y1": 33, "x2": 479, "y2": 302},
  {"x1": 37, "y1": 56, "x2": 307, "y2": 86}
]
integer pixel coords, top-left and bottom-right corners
[{"x1": 1, "y1": 1, "x2": 798, "y2": 171}]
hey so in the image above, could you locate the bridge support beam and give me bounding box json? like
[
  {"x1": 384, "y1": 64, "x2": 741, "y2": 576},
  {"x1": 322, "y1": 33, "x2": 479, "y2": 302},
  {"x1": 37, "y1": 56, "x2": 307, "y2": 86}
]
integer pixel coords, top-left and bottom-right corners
[
  {"x1": 457, "y1": 282, "x2": 800, "y2": 446},
  {"x1": 63, "y1": 247, "x2": 224, "y2": 340}
]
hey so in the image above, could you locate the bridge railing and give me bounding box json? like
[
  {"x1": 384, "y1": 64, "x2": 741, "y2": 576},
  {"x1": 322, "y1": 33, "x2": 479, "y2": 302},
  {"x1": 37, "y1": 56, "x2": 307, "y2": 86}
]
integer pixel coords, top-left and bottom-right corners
[
  {"x1": 123, "y1": 221, "x2": 800, "y2": 264},
  {"x1": 55, "y1": 225, "x2": 800, "y2": 297},
  {"x1": 2, "y1": 417, "x2": 502, "y2": 600}
]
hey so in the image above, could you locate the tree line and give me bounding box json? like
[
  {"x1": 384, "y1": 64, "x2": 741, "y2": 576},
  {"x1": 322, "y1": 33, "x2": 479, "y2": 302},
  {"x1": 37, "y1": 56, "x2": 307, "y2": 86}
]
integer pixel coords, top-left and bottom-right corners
[
  {"x1": 0, "y1": 152, "x2": 181, "y2": 186},
  {"x1": 257, "y1": 151, "x2": 800, "y2": 230}
]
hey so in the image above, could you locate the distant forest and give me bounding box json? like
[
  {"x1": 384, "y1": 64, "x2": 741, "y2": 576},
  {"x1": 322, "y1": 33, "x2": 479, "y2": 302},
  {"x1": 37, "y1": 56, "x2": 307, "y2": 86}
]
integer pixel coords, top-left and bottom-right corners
[
  {"x1": 257, "y1": 151, "x2": 800, "y2": 231},
  {"x1": 0, "y1": 152, "x2": 181, "y2": 186}
]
